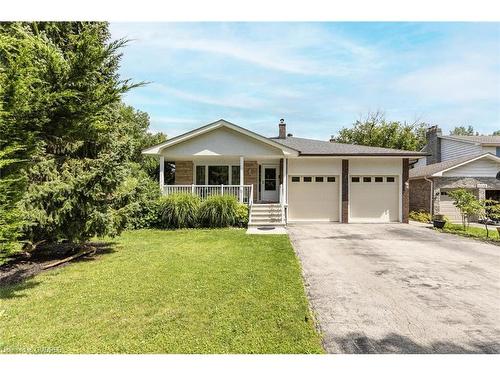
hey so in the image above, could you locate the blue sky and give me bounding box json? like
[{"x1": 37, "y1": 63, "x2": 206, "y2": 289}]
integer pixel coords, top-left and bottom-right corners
[{"x1": 110, "y1": 22, "x2": 500, "y2": 139}]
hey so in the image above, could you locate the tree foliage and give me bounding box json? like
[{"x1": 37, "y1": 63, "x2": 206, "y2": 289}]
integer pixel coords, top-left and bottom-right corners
[
  {"x1": 0, "y1": 22, "x2": 163, "y2": 253},
  {"x1": 447, "y1": 189, "x2": 482, "y2": 230},
  {"x1": 332, "y1": 112, "x2": 427, "y2": 151},
  {"x1": 0, "y1": 146, "x2": 26, "y2": 261},
  {"x1": 449, "y1": 126, "x2": 477, "y2": 136}
]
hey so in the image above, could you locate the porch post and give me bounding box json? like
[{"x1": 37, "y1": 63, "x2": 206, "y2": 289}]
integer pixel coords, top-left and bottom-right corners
[
  {"x1": 282, "y1": 157, "x2": 287, "y2": 204},
  {"x1": 239, "y1": 156, "x2": 244, "y2": 203},
  {"x1": 159, "y1": 155, "x2": 165, "y2": 191}
]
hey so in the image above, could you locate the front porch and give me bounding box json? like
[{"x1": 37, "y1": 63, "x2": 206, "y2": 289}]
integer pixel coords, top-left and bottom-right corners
[{"x1": 159, "y1": 156, "x2": 288, "y2": 206}]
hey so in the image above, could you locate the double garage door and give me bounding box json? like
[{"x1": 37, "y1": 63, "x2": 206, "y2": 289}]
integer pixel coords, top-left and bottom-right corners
[{"x1": 288, "y1": 175, "x2": 399, "y2": 222}]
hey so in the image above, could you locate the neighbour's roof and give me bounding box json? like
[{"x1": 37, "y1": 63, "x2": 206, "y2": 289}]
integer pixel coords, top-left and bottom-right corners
[
  {"x1": 440, "y1": 135, "x2": 500, "y2": 145},
  {"x1": 270, "y1": 136, "x2": 426, "y2": 156},
  {"x1": 409, "y1": 153, "x2": 500, "y2": 179}
]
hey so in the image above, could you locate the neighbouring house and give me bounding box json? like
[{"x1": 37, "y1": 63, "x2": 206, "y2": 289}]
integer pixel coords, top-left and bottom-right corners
[
  {"x1": 409, "y1": 126, "x2": 500, "y2": 222},
  {"x1": 143, "y1": 119, "x2": 425, "y2": 226}
]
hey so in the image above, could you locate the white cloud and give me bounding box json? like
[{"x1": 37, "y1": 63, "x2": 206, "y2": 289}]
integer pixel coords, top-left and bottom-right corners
[
  {"x1": 111, "y1": 22, "x2": 379, "y2": 77},
  {"x1": 149, "y1": 83, "x2": 266, "y2": 109}
]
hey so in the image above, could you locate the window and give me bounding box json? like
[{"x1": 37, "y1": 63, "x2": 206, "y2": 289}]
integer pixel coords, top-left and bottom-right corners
[
  {"x1": 440, "y1": 191, "x2": 448, "y2": 196},
  {"x1": 496, "y1": 147, "x2": 500, "y2": 157},
  {"x1": 375, "y1": 177, "x2": 383, "y2": 183},
  {"x1": 196, "y1": 165, "x2": 206, "y2": 185},
  {"x1": 386, "y1": 177, "x2": 395, "y2": 183},
  {"x1": 291, "y1": 176, "x2": 300, "y2": 182},
  {"x1": 231, "y1": 166, "x2": 240, "y2": 185},
  {"x1": 363, "y1": 177, "x2": 372, "y2": 183},
  {"x1": 303, "y1": 176, "x2": 312, "y2": 182},
  {"x1": 327, "y1": 176, "x2": 336, "y2": 182},
  {"x1": 315, "y1": 176, "x2": 324, "y2": 182},
  {"x1": 208, "y1": 166, "x2": 229, "y2": 185},
  {"x1": 264, "y1": 167, "x2": 277, "y2": 191},
  {"x1": 351, "y1": 177, "x2": 360, "y2": 182}
]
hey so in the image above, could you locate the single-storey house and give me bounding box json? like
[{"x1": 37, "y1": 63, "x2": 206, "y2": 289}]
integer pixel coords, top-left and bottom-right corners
[
  {"x1": 409, "y1": 126, "x2": 500, "y2": 222},
  {"x1": 143, "y1": 119, "x2": 425, "y2": 226}
]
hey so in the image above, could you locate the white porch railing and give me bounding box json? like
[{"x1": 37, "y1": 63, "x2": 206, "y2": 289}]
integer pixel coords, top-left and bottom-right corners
[{"x1": 162, "y1": 184, "x2": 254, "y2": 204}]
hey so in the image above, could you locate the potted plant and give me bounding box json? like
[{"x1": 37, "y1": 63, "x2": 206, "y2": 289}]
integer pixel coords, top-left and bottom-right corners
[{"x1": 433, "y1": 214, "x2": 446, "y2": 229}]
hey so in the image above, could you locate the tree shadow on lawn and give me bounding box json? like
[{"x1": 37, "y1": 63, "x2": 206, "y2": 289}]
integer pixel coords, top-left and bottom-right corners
[
  {"x1": 0, "y1": 242, "x2": 117, "y2": 299},
  {"x1": 333, "y1": 332, "x2": 500, "y2": 354}
]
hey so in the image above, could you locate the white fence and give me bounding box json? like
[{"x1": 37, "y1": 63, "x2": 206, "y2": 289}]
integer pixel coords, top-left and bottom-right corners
[{"x1": 162, "y1": 184, "x2": 254, "y2": 204}]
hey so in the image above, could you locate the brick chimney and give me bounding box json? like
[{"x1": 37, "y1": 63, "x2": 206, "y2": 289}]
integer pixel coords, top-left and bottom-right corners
[
  {"x1": 278, "y1": 119, "x2": 286, "y2": 139},
  {"x1": 426, "y1": 125, "x2": 442, "y2": 165}
]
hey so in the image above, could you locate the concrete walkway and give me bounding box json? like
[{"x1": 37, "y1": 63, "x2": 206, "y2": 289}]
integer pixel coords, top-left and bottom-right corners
[{"x1": 288, "y1": 223, "x2": 500, "y2": 353}]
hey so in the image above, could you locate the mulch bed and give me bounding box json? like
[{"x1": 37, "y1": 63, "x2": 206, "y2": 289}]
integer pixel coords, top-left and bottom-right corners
[{"x1": 0, "y1": 242, "x2": 115, "y2": 286}]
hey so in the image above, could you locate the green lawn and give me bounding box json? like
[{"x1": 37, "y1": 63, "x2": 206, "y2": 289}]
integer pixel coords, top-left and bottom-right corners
[
  {"x1": 437, "y1": 223, "x2": 500, "y2": 242},
  {"x1": 0, "y1": 229, "x2": 323, "y2": 354}
]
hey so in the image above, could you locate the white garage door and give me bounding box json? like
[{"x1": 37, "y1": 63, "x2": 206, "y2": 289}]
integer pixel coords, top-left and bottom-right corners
[
  {"x1": 350, "y1": 176, "x2": 399, "y2": 222},
  {"x1": 288, "y1": 175, "x2": 339, "y2": 221},
  {"x1": 439, "y1": 190, "x2": 463, "y2": 223}
]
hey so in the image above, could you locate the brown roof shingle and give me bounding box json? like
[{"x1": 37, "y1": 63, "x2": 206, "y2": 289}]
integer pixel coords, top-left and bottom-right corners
[
  {"x1": 441, "y1": 135, "x2": 500, "y2": 145},
  {"x1": 270, "y1": 136, "x2": 426, "y2": 156}
]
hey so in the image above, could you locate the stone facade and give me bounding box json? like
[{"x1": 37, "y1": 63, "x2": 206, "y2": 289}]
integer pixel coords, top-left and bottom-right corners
[
  {"x1": 410, "y1": 176, "x2": 500, "y2": 216},
  {"x1": 434, "y1": 177, "x2": 500, "y2": 214},
  {"x1": 174, "y1": 161, "x2": 193, "y2": 185},
  {"x1": 244, "y1": 161, "x2": 258, "y2": 201}
]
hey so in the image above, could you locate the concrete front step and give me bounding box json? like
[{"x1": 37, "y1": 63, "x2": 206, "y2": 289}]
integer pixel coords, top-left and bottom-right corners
[
  {"x1": 248, "y1": 223, "x2": 286, "y2": 227},
  {"x1": 249, "y1": 203, "x2": 285, "y2": 227},
  {"x1": 251, "y1": 213, "x2": 281, "y2": 217}
]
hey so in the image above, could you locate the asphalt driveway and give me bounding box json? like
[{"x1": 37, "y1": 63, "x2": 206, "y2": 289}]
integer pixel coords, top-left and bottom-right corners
[{"x1": 288, "y1": 223, "x2": 500, "y2": 354}]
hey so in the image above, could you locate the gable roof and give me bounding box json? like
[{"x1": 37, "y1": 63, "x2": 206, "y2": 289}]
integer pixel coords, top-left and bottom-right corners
[
  {"x1": 271, "y1": 136, "x2": 427, "y2": 157},
  {"x1": 142, "y1": 119, "x2": 427, "y2": 157},
  {"x1": 142, "y1": 119, "x2": 299, "y2": 156},
  {"x1": 410, "y1": 153, "x2": 500, "y2": 179},
  {"x1": 439, "y1": 135, "x2": 500, "y2": 146}
]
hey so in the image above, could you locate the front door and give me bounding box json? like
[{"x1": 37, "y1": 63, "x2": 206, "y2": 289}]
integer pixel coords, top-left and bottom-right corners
[{"x1": 261, "y1": 165, "x2": 279, "y2": 202}]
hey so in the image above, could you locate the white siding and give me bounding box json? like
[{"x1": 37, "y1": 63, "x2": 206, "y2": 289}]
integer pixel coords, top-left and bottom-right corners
[
  {"x1": 442, "y1": 158, "x2": 500, "y2": 177},
  {"x1": 288, "y1": 158, "x2": 341, "y2": 175},
  {"x1": 349, "y1": 158, "x2": 402, "y2": 175},
  {"x1": 441, "y1": 139, "x2": 482, "y2": 161},
  {"x1": 482, "y1": 146, "x2": 497, "y2": 155},
  {"x1": 161, "y1": 127, "x2": 282, "y2": 158}
]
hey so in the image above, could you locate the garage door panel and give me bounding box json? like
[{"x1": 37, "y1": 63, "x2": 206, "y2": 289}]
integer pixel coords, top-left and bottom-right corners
[
  {"x1": 288, "y1": 176, "x2": 339, "y2": 221},
  {"x1": 440, "y1": 189, "x2": 465, "y2": 222},
  {"x1": 350, "y1": 176, "x2": 399, "y2": 222}
]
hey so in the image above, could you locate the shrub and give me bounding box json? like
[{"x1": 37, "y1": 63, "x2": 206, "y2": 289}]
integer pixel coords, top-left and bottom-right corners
[
  {"x1": 198, "y1": 195, "x2": 238, "y2": 228},
  {"x1": 409, "y1": 210, "x2": 431, "y2": 223},
  {"x1": 158, "y1": 193, "x2": 201, "y2": 229},
  {"x1": 115, "y1": 167, "x2": 162, "y2": 230},
  {"x1": 235, "y1": 203, "x2": 249, "y2": 227}
]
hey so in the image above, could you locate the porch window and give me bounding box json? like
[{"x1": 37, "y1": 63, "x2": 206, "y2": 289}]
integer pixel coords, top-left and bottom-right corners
[
  {"x1": 231, "y1": 166, "x2": 240, "y2": 185},
  {"x1": 208, "y1": 166, "x2": 229, "y2": 185},
  {"x1": 196, "y1": 165, "x2": 205, "y2": 185}
]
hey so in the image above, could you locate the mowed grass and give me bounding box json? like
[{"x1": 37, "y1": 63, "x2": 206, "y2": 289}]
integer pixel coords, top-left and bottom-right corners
[
  {"x1": 0, "y1": 229, "x2": 323, "y2": 354},
  {"x1": 438, "y1": 223, "x2": 500, "y2": 242}
]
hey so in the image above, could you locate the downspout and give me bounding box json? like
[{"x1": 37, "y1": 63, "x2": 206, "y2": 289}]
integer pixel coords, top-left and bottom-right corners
[{"x1": 424, "y1": 177, "x2": 433, "y2": 216}]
